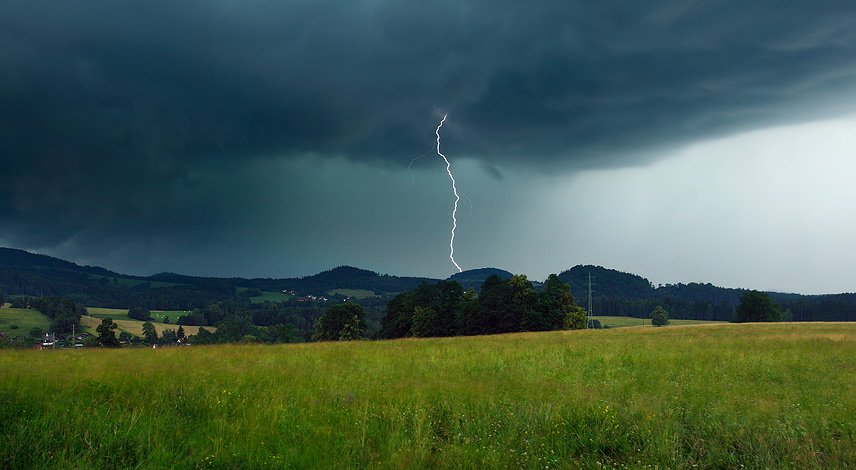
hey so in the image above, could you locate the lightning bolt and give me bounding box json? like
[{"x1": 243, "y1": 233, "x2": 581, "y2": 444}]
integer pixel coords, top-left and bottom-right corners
[
  {"x1": 436, "y1": 114, "x2": 463, "y2": 273},
  {"x1": 407, "y1": 146, "x2": 435, "y2": 186}
]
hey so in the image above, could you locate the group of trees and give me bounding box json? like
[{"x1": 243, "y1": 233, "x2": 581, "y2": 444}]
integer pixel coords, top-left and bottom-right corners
[
  {"x1": 734, "y1": 290, "x2": 783, "y2": 323},
  {"x1": 32, "y1": 296, "x2": 86, "y2": 334},
  {"x1": 311, "y1": 303, "x2": 367, "y2": 341},
  {"x1": 381, "y1": 274, "x2": 586, "y2": 339},
  {"x1": 171, "y1": 297, "x2": 386, "y2": 341}
]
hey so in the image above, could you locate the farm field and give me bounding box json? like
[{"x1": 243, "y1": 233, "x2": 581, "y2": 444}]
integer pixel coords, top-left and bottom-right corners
[
  {"x1": 79, "y1": 316, "x2": 211, "y2": 337},
  {"x1": 328, "y1": 288, "x2": 377, "y2": 299},
  {"x1": 0, "y1": 307, "x2": 51, "y2": 333},
  {"x1": 250, "y1": 291, "x2": 293, "y2": 303},
  {"x1": 87, "y1": 307, "x2": 188, "y2": 323},
  {"x1": 82, "y1": 308, "x2": 212, "y2": 336},
  {"x1": 1, "y1": 323, "x2": 854, "y2": 469},
  {"x1": 592, "y1": 315, "x2": 722, "y2": 329}
]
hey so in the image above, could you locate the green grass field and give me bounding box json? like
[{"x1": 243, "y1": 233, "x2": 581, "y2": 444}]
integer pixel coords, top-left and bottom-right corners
[
  {"x1": 0, "y1": 307, "x2": 51, "y2": 333},
  {"x1": 250, "y1": 291, "x2": 293, "y2": 303},
  {"x1": 328, "y1": 288, "x2": 377, "y2": 299},
  {"x1": 1, "y1": 322, "x2": 854, "y2": 469},
  {"x1": 593, "y1": 315, "x2": 721, "y2": 329},
  {"x1": 83, "y1": 308, "x2": 213, "y2": 336}
]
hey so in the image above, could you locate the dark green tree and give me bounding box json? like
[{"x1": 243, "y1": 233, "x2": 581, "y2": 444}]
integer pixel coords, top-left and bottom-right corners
[
  {"x1": 735, "y1": 290, "x2": 782, "y2": 322},
  {"x1": 177, "y1": 325, "x2": 185, "y2": 339},
  {"x1": 270, "y1": 323, "x2": 299, "y2": 343},
  {"x1": 564, "y1": 305, "x2": 587, "y2": 330},
  {"x1": 539, "y1": 274, "x2": 584, "y2": 330},
  {"x1": 193, "y1": 327, "x2": 216, "y2": 345},
  {"x1": 159, "y1": 329, "x2": 178, "y2": 345},
  {"x1": 127, "y1": 307, "x2": 152, "y2": 321},
  {"x1": 118, "y1": 331, "x2": 133, "y2": 342},
  {"x1": 311, "y1": 302, "x2": 366, "y2": 341},
  {"x1": 96, "y1": 318, "x2": 121, "y2": 348},
  {"x1": 476, "y1": 274, "x2": 539, "y2": 334},
  {"x1": 29, "y1": 327, "x2": 44, "y2": 339},
  {"x1": 142, "y1": 322, "x2": 158, "y2": 344},
  {"x1": 380, "y1": 291, "x2": 415, "y2": 339},
  {"x1": 456, "y1": 288, "x2": 480, "y2": 335},
  {"x1": 651, "y1": 306, "x2": 670, "y2": 327},
  {"x1": 410, "y1": 306, "x2": 440, "y2": 337}
]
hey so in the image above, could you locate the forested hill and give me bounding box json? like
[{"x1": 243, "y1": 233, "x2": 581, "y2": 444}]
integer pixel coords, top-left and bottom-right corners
[
  {"x1": 281, "y1": 266, "x2": 434, "y2": 294},
  {"x1": 557, "y1": 264, "x2": 856, "y2": 322},
  {"x1": 0, "y1": 248, "x2": 436, "y2": 309},
  {"x1": 0, "y1": 247, "x2": 119, "y2": 277},
  {"x1": 449, "y1": 268, "x2": 514, "y2": 290},
  {"x1": 559, "y1": 265, "x2": 654, "y2": 300},
  {"x1": 2, "y1": 247, "x2": 854, "y2": 321}
]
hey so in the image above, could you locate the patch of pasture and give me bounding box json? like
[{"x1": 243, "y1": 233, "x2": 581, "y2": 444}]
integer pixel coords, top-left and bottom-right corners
[
  {"x1": 80, "y1": 315, "x2": 213, "y2": 337},
  {"x1": 250, "y1": 291, "x2": 293, "y2": 303},
  {"x1": 327, "y1": 288, "x2": 376, "y2": 299},
  {"x1": 86, "y1": 307, "x2": 132, "y2": 321},
  {"x1": 593, "y1": 315, "x2": 722, "y2": 329},
  {"x1": 0, "y1": 307, "x2": 51, "y2": 332}
]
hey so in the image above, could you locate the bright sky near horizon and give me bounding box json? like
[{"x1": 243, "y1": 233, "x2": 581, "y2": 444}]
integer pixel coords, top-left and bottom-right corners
[{"x1": 2, "y1": 1, "x2": 856, "y2": 294}]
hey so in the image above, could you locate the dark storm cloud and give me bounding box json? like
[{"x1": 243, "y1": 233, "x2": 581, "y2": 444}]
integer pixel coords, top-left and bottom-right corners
[{"x1": 2, "y1": 0, "x2": 856, "y2": 263}]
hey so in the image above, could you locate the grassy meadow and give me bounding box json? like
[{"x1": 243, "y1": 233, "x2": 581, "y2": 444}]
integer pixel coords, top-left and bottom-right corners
[
  {"x1": 250, "y1": 291, "x2": 293, "y2": 304},
  {"x1": 593, "y1": 316, "x2": 721, "y2": 329},
  {"x1": 84, "y1": 308, "x2": 213, "y2": 337},
  {"x1": 1, "y1": 323, "x2": 854, "y2": 469},
  {"x1": 328, "y1": 288, "x2": 377, "y2": 299},
  {"x1": 0, "y1": 307, "x2": 51, "y2": 332}
]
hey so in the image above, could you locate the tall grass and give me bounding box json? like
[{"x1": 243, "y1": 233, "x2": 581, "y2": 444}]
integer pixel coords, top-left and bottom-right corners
[{"x1": 1, "y1": 323, "x2": 854, "y2": 469}]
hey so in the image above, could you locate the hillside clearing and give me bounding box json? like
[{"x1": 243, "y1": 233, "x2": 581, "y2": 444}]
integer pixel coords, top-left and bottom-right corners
[
  {"x1": 79, "y1": 315, "x2": 212, "y2": 337},
  {"x1": 0, "y1": 308, "x2": 51, "y2": 332},
  {"x1": 328, "y1": 288, "x2": 376, "y2": 299}
]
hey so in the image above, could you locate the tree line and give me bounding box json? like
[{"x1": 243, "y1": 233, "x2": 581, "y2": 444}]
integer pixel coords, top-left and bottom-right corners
[{"x1": 380, "y1": 274, "x2": 587, "y2": 339}]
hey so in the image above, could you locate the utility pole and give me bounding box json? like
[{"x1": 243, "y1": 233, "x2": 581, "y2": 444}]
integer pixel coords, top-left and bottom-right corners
[{"x1": 587, "y1": 271, "x2": 593, "y2": 329}]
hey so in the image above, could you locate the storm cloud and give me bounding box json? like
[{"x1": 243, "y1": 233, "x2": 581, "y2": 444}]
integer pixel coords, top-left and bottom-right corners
[{"x1": 2, "y1": 0, "x2": 856, "y2": 288}]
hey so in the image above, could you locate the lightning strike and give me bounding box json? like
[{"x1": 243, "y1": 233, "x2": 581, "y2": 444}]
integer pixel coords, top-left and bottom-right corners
[{"x1": 436, "y1": 114, "x2": 463, "y2": 273}]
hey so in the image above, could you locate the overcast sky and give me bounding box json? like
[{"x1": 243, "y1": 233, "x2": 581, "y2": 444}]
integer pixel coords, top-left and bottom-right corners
[{"x1": 2, "y1": 0, "x2": 856, "y2": 294}]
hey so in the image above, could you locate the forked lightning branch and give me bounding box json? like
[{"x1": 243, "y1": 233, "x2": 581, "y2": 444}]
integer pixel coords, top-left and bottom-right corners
[{"x1": 435, "y1": 115, "x2": 463, "y2": 273}]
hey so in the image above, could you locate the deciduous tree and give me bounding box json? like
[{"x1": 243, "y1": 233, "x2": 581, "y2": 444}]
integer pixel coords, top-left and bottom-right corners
[
  {"x1": 651, "y1": 306, "x2": 670, "y2": 327},
  {"x1": 312, "y1": 302, "x2": 366, "y2": 341},
  {"x1": 735, "y1": 290, "x2": 781, "y2": 322},
  {"x1": 142, "y1": 322, "x2": 158, "y2": 344},
  {"x1": 96, "y1": 318, "x2": 121, "y2": 347}
]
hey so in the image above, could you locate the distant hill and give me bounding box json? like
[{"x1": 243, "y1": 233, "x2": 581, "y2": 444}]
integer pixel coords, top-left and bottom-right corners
[
  {"x1": 2, "y1": 247, "x2": 855, "y2": 322},
  {"x1": 449, "y1": 268, "x2": 514, "y2": 291},
  {"x1": 279, "y1": 266, "x2": 433, "y2": 295},
  {"x1": 0, "y1": 247, "x2": 119, "y2": 277},
  {"x1": 558, "y1": 265, "x2": 654, "y2": 300},
  {"x1": 0, "y1": 248, "x2": 436, "y2": 308}
]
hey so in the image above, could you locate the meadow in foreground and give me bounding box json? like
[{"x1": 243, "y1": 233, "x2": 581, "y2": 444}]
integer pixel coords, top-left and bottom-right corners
[{"x1": 1, "y1": 323, "x2": 854, "y2": 469}]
